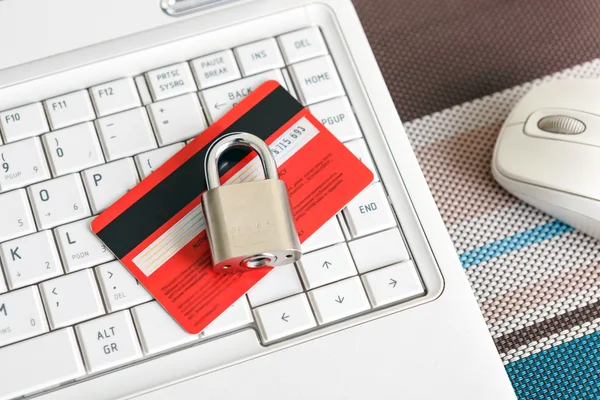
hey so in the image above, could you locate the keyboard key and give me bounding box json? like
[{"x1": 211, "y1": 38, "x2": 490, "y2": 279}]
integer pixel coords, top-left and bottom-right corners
[
  {"x1": 343, "y1": 182, "x2": 395, "y2": 238},
  {"x1": 90, "y1": 78, "x2": 141, "y2": 117},
  {"x1": 301, "y1": 217, "x2": 344, "y2": 253},
  {"x1": 0, "y1": 103, "x2": 49, "y2": 143},
  {"x1": 95, "y1": 108, "x2": 157, "y2": 161},
  {"x1": 96, "y1": 261, "x2": 152, "y2": 313},
  {"x1": 0, "y1": 137, "x2": 51, "y2": 191},
  {"x1": 191, "y1": 49, "x2": 242, "y2": 89},
  {"x1": 345, "y1": 139, "x2": 379, "y2": 182},
  {"x1": 76, "y1": 310, "x2": 142, "y2": 373},
  {"x1": 41, "y1": 122, "x2": 104, "y2": 176},
  {"x1": 309, "y1": 97, "x2": 362, "y2": 142},
  {"x1": 203, "y1": 296, "x2": 253, "y2": 338},
  {"x1": 28, "y1": 173, "x2": 91, "y2": 230},
  {"x1": 200, "y1": 69, "x2": 286, "y2": 122},
  {"x1": 0, "y1": 189, "x2": 35, "y2": 242},
  {"x1": 82, "y1": 158, "x2": 139, "y2": 214},
  {"x1": 0, "y1": 269, "x2": 6, "y2": 293},
  {"x1": 362, "y1": 261, "x2": 424, "y2": 308},
  {"x1": 54, "y1": 217, "x2": 115, "y2": 273},
  {"x1": 289, "y1": 55, "x2": 344, "y2": 105},
  {"x1": 40, "y1": 269, "x2": 104, "y2": 329},
  {"x1": 234, "y1": 38, "x2": 285, "y2": 76},
  {"x1": 0, "y1": 329, "x2": 85, "y2": 400},
  {"x1": 0, "y1": 286, "x2": 49, "y2": 347},
  {"x1": 278, "y1": 27, "x2": 328, "y2": 64},
  {"x1": 297, "y1": 243, "x2": 357, "y2": 290},
  {"x1": 348, "y1": 229, "x2": 409, "y2": 273},
  {"x1": 247, "y1": 264, "x2": 303, "y2": 307},
  {"x1": 132, "y1": 301, "x2": 197, "y2": 355},
  {"x1": 253, "y1": 293, "x2": 316, "y2": 343},
  {"x1": 146, "y1": 62, "x2": 197, "y2": 101},
  {"x1": 0, "y1": 231, "x2": 63, "y2": 290},
  {"x1": 134, "y1": 142, "x2": 184, "y2": 179},
  {"x1": 308, "y1": 277, "x2": 370, "y2": 325},
  {"x1": 44, "y1": 90, "x2": 96, "y2": 130},
  {"x1": 148, "y1": 93, "x2": 207, "y2": 146}
]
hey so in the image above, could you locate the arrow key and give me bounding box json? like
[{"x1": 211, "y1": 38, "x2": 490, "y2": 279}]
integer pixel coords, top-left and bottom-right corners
[
  {"x1": 307, "y1": 277, "x2": 370, "y2": 325},
  {"x1": 361, "y1": 261, "x2": 424, "y2": 308},
  {"x1": 297, "y1": 243, "x2": 357, "y2": 290},
  {"x1": 253, "y1": 293, "x2": 316, "y2": 344}
]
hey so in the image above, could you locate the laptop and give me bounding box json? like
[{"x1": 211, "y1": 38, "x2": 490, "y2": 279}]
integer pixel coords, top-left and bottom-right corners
[{"x1": 0, "y1": 0, "x2": 516, "y2": 398}]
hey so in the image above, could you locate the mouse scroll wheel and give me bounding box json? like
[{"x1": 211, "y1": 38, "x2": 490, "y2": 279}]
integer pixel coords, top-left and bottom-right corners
[{"x1": 537, "y1": 115, "x2": 586, "y2": 135}]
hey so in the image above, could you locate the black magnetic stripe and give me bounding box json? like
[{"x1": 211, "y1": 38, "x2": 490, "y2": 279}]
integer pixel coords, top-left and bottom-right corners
[{"x1": 97, "y1": 86, "x2": 303, "y2": 258}]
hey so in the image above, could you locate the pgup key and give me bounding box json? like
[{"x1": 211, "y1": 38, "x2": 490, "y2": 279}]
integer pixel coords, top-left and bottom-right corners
[{"x1": 201, "y1": 132, "x2": 301, "y2": 273}]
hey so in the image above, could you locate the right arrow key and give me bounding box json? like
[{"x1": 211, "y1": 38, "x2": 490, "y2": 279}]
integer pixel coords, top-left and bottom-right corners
[{"x1": 361, "y1": 261, "x2": 425, "y2": 308}]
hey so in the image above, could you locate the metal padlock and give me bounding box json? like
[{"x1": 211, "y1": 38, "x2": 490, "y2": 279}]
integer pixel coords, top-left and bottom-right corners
[{"x1": 201, "y1": 132, "x2": 301, "y2": 274}]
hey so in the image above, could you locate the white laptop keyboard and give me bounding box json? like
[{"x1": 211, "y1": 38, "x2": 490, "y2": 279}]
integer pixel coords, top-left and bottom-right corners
[{"x1": 0, "y1": 26, "x2": 425, "y2": 399}]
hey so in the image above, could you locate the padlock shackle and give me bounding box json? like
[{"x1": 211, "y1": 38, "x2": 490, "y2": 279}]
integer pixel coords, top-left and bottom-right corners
[{"x1": 204, "y1": 132, "x2": 279, "y2": 189}]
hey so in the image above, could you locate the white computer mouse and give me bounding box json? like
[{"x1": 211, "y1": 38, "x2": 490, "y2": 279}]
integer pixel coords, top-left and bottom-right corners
[{"x1": 492, "y1": 78, "x2": 600, "y2": 240}]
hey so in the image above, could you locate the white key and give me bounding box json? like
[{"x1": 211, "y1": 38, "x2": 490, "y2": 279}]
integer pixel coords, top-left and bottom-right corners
[
  {"x1": 76, "y1": 310, "x2": 142, "y2": 373},
  {"x1": 42, "y1": 122, "x2": 104, "y2": 176},
  {"x1": 345, "y1": 139, "x2": 379, "y2": 182},
  {"x1": 308, "y1": 277, "x2": 370, "y2": 325},
  {"x1": 40, "y1": 269, "x2": 105, "y2": 329},
  {"x1": 191, "y1": 49, "x2": 242, "y2": 89},
  {"x1": 0, "y1": 329, "x2": 85, "y2": 400},
  {"x1": 203, "y1": 296, "x2": 253, "y2": 338},
  {"x1": 301, "y1": 217, "x2": 344, "y2": 253},
  {"x1": 246, "y1": 264, "x2": 303, "y2": 307},
  {"x1": 96, "y1": 108, "x2": 157, "y2": 161},
  {"x1": 0, "y1": 103, "x2": 49, "y2": 142},
  {"x1": 200, "y1": 69, "x2": 286, "y2": 122},
  {"x1": 0, "y1": 231, "x2": 63, "y2": 289},
  {"x1": 348, "y1": 229, "x2": 409, "y2": 273},
  {"x1": 90, "y1": 78, "x2": 141, "y2": 117},
  {"x1": 309, "y1": 97, "x2": 362, "y2": 142},
  {"x1": 0, "y1": 286, "x2": 49, "y2": 347},
  {"x1": 343, "y1": 182, "x2": 395, "y2": 238},
  {"x1": 132, "y1": 301, "x2": 197, "y2": 355},
  {"x1": 278, "y1": 27, "x2": 328, "y2": 64},
  {"x1": 134, "y1": 143, "x2": 184, "y2": 179},
  {"x1": 253, "y1": 293, "x2": 316, "y2": 343},
  {"x1": 28, "y1": 173, "x2": 91, "y2": 230},
  {"x1": 82, "y1": 158, "x2": 139, "y2": 214},
  {"x1": 0, "y1": 269, "x2": 6, "y2": 293},
  {"x1": 96, "y1": 261, "x2": 152, "y2": 313},
  {"x1": 0, "y1": 189, "x2": 35, "y2": 242},
  {"x1": 289, "y1": 55, "x2": 345, "y2": 105},
  {"x1": 297, "y1": 243, "x2": 357, "y2": 290},
  {"x1": 146, "y1": 62, "x2": 197, "y2": 101},
  {"x1": 0, "y1": 137, "x2": 51, "y2": 191},
  {"x1": 135, "y1": 75, "x2": 153, "y2": 106},
  {"x1": 148, "y1": 93, "x2": 207, "y2": 146},
  {"x1": 235, "y1": 38, "x2": 285, "y2": 76},
  {"x1": 362, "y1": 261, "x2": 424, "y2": 308},
  {"x1": 44, "y1": 90, "x2": 96, "y2": 130},
  {"x1": 54, "y1": 217, "x2": 114, "y2": 273}
]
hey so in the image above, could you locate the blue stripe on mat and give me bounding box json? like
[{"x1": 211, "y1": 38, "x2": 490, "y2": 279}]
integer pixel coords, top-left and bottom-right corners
[
  {"x1": 458, "y1": 220, "x2": 573, "y2": 268},
  {"x1": 506, "y1": 330, "x2": 599, "y2": 400}
]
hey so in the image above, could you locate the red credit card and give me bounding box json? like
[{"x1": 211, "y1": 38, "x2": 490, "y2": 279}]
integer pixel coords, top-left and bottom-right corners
[{"x1": 91, "y1": 81, "x2": 373, "y2": 334}]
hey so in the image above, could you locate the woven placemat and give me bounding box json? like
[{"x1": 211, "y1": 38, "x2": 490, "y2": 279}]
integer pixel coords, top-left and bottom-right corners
[{"x1": 403, "y1": 61, "x2": 600, "y2": 399}]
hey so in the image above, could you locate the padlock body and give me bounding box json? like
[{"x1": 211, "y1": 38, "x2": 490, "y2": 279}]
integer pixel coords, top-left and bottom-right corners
[{"x1": 201, "y1": 179, "x2": 301, "y2": 273}]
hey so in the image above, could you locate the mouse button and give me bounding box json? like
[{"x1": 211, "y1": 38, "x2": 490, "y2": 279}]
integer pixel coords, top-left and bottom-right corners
[
  {"x1": 494, "y1": 124, "x2": 600, "y2": 200},
  {"x1": 524, "y1": 109, "x2": 600, "y2": 148}
]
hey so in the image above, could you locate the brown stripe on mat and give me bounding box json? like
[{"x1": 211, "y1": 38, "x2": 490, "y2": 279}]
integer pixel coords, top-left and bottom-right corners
[
  {"x1": 494, "y1": 300, "x2": 600, "y2": 354},
  {"x1": 353, "y1": 0, "x2": 600, "y2": 120}
]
